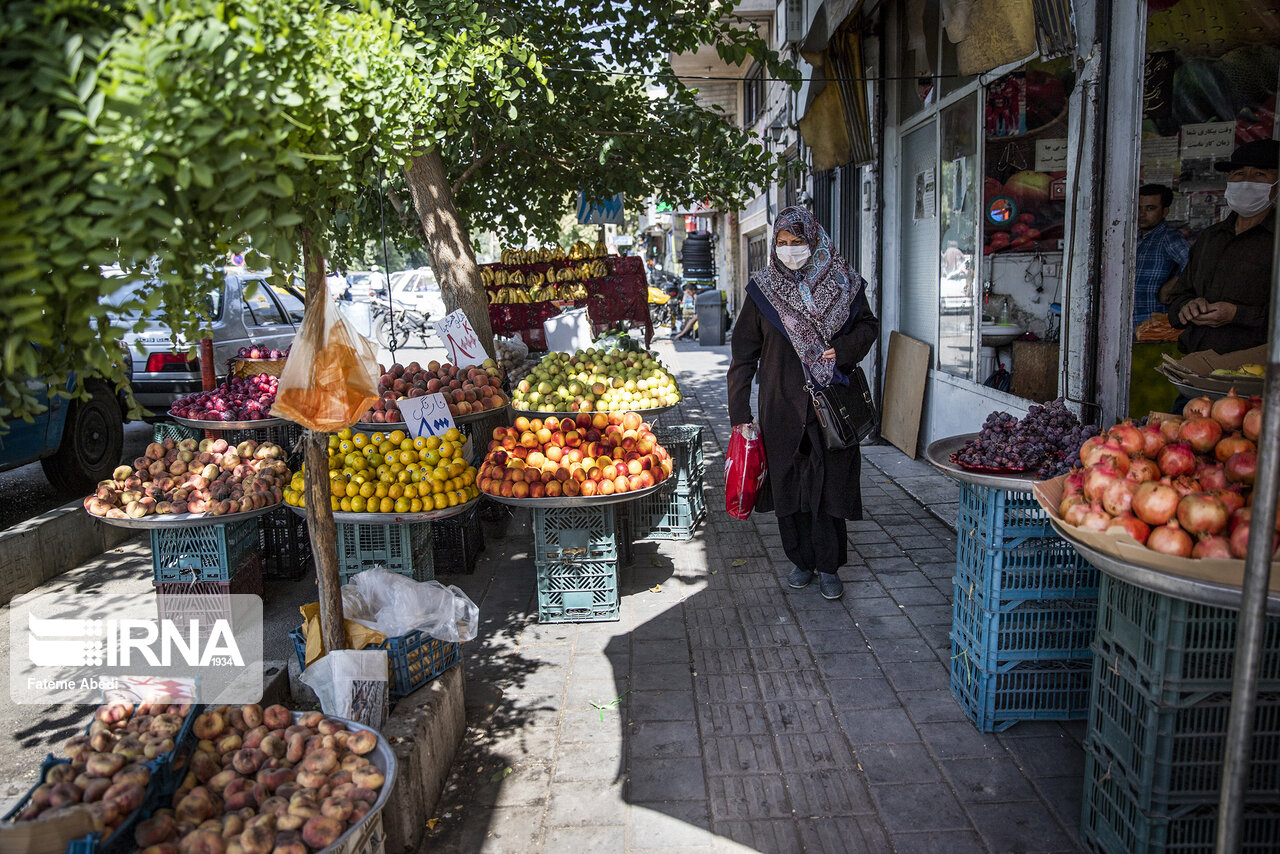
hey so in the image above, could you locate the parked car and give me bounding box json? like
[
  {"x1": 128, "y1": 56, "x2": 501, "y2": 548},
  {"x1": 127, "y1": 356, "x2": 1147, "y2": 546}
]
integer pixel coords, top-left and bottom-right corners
[
  {"x1": 104, "y1": 267, "x2": 304, "y2": 414},
  {"x1": 0, "y1": 355, "x2": 130, "y2": 493},
  {"x1": 342, "y1": 270, "x2": 390, "y2": 302},
  {"x1": 387, "y1": 268, "x2": 446, "y2": 319}
]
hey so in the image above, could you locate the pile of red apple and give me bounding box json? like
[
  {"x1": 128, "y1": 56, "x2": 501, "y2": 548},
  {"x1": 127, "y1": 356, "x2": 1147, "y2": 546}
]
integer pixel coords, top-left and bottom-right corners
[
  {"x1": 84, "y1": 437, "x2": 290, "y2": 519},
  {"x1": 171, "y1": 374, "x2": 279, "y2": 422},
  {"x1": 1059, "y1": 391, "x2": 1272, "y2": 559},
  {"x1": 361, "y1": 359, "x2": 508, "y2": 423},
  {"x1": 478, "y1": 412, "x2": 673, "y2": 499},
  {"x1": 237, "y1": 344, "x2": 290, "y2": 360}
]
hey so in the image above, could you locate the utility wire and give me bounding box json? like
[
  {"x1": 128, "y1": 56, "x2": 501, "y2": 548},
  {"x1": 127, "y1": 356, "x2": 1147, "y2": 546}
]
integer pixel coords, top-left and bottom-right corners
[{"x1": 544, "y1": 65, "x2": 965, "y2": 84}]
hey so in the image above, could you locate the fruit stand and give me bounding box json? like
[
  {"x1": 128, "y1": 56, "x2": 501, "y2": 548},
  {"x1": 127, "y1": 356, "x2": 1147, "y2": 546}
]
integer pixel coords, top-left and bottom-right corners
[{"x1": 484, "y1": 254, "x2": 654, "y2": 350}]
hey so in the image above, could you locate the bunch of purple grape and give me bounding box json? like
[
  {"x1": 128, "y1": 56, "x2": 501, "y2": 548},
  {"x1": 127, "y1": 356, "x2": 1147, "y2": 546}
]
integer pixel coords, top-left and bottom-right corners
[{"x1": 955, "y1": 399, "x2": 1097, "y2": 476}]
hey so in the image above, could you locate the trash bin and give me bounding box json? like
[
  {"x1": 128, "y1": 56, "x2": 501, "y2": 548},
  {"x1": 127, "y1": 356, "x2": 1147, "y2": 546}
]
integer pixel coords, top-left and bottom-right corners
[{"x1": 695, "y1": 289, "x2": 725, "y2": 346}]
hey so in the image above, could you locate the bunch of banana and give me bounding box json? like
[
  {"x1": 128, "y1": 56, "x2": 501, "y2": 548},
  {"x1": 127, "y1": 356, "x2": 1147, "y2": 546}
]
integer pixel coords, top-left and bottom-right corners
[
  {"x1": 562, "y1": 283, "x2": 589, "y2": 299},
  {"x1": 527, "y1": 271, "x2": 546, "y2": 288},
  {"x1": 593, "y1": 240, "x2": 608, "y2": 258},
  {"x1": 551, "y1": 246, "x2": 567, "y2": 261},
  {"x1": 567, "y1": 241, "x2": 591, "y2": 260},
  {"x1": 490, "y1": 286, "x2": 533, "y2": 304},
  {"x1": 481, "y1": 267, "x2": 495, "y2": 287},
  {"x1": 508, "y1": 270, "x2": 526, "y2": 286}
]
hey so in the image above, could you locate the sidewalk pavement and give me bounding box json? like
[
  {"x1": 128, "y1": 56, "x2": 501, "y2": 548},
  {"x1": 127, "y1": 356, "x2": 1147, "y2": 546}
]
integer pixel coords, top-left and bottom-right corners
[{"x1": 423, "y1": 338, "x2": 1086, "y2": 854}]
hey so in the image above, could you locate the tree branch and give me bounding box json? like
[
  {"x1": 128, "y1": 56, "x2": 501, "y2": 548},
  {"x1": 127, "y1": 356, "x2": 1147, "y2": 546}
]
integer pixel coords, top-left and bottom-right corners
[{"x1": 452, "y1": 149, "x2": 499, "y2": 196}]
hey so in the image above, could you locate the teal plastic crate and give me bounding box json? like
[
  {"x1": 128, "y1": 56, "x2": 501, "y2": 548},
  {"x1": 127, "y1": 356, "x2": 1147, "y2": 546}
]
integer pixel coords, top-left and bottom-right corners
[
  {"x1": 290, "y1": 626, "x2": 460, "y2": 698},
  {"x1": 653, "y1": 424, "x2": 705, "y2": 490},
  {"x1": 149, "y1": 518, "x2": 260, "y2": 582},
  {"x1": 537, "y1": 559, "x2": 619, "y2": 623},
  {"x1": 1085, "y1": 653, "x2": 1280, "y2": 809},
  {"x1": 950, "y1": 585, "x2": 1097, "y2": 672},
  {"x1": 533, "y1": 505, "x2": 618, "y2": 563},
  {"x1": 954, "y1": 534, "x2": 1099, "y2": 610},
  {"x1": 1081, "y1": 746, "x2": 1280, "y2": 854},
  {"x1": 950, "y1": 637, "x2": 1092, "y2": 732},
  {"x1": 152, "y1": 421, "x2": 203, "y2": 443},
  {"x1": 336, "y1": 520, "x2": 434, "y2": 583},
  {"x1": 1094, "y1": 575, "x2": 1280, "y2": 702},
  {"x1": 957, "y1": 482, "x2": 1053, "y2": 547},
  {"x1": 636, "y1": 480, "x2": 706, "y2": 541}
]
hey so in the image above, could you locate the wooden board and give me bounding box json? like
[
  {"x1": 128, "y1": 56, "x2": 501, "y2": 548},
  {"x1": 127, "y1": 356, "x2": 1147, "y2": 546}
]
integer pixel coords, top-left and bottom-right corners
[{"x1": 880, "y1": 331, "x2": 931, "y2": 459}]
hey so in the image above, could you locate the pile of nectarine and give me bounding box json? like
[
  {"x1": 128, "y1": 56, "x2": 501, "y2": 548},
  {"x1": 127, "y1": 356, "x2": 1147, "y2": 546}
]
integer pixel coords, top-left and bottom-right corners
[{"x1": 478, "y1": 411, "x2": 674, "y2": 499}]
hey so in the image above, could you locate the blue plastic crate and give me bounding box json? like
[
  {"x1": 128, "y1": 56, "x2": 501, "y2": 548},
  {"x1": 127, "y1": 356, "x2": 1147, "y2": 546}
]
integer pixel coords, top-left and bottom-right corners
[
  {"x1": 151, "y1": 421, "x2": 203, "y2": 443},
  {"x1": 956, "y1": 482, "x2": 1053, "y2": 546},
  {"x1": 653, "y1": 424, "x2": 705, "y2": 491},
  {"x1": 954, "y1": 533, "x2": 1099, "y2": 610},
  {"x1": 536, "y1": 559, "x2": 619, "y2": 623},
  {"x1": 1081, "y1": 745, "x2": 1280, "y2": 854},
  {"x1": 636, "y1": 480, "x2": 706, "y2": 541},
  {"x1": 1085, "y1": 651, "x2": 1280, "y2": 809},
  {"x1": 1093, "y1": 574, "x2": 1280, "y2": 703},
  {"x1": 149, "y1": 518, "x2": 260, "y2": 583},
  {"x1": 950, "y1": 584, "x2": 1097, "y2": 671},
  {"x1": 291, "y1": 626, "x2": 460, "y2": 698},
  {"x1": 949, "y1": 637, "x2": 1092, "y2": 732},
  {"x1": 533, "y1": 505, "x2": 618, "y2": 563},
  {"x1": 336, "y1": 520, "x2": 434, "y2": 583},
  {"x1": 432, "y1": 503, "x2": 485, "y2": 575}
]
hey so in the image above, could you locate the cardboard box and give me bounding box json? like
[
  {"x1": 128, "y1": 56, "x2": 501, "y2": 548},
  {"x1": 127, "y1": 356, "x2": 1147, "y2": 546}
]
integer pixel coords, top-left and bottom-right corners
[
  {"x1": 1032, "y1": 473, "x2": 1280, "y2": 593},
  {"x1": 1157, "y1": 345, "x2": 1266, "y2": 396}
]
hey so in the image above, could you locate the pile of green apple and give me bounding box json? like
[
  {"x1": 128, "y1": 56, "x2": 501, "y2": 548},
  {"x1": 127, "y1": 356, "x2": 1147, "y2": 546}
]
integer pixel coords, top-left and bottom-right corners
[{"x1": 511, "y1": 349, "x2": 682, "y2": 413}]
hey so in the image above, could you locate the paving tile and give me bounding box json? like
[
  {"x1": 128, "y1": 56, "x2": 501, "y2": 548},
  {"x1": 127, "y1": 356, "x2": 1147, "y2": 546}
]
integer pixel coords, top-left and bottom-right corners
[
  {"x1": 629, "y1": 801, "x2": 717, "y2": 850},
  {"x1": 1033, "y1": 774, "x2": 1088, "y2": 834},
  {"x1": 855, "y1": 614, "x2": 927, "y2": 641},
  {"x1": 688, "y1": 623, "x2": 750, "y2": 648},
  {"x1": 967, "y1": 801, "x2": 1081, "y2": 852},
  {"x1": 627, "y1": 719, "x2": 703, "y2": 759},
  {"x1": 631, "y1": 663, "x2": 696, "y2": 691},
  {"x1": 711, "y1": 819, "x2": 803, "y2": 852},
  {"x1": 785, "y1": 768, "x2": 877, "y2": 815},
  {"x1": 629, "y1": 756, "x2": 707, "y2": 802},
  {"x1": 916, "y1": 721, "x2": 1006, "y2": 760},
  {"x1": 764, "y1": 698, "x2": 842, "y2": 734},
  {"x1": 883, "y1": 659, "x2": 951, "y2": 693},
  {"x1": 554, "y1": 738, "x2": 623, "y2": 783},
  {"x1": 1003, "y1": 730, "x2": 1087, "y2": 779},
  {"x1": 632, "y1": 611, "x2": 690, "y2": 641},
  {"x1": 545, "y1": 779, "x2": 627, "y2": 827},
  {"x1": 750, "y1": 643, "x2": 815, "y2": 671},
  {"x1": 741, "y1": 622, "x2": 806, "y2": 646},
  {"x1": 707, "y1": 775, "x2": 793, "y2": 820},
  {"x1": 629, "y1": 689, "x2": 696, "y2": 722},
  {"x1": 890, "y1": 584, "x2": 950, "y2": 607},
  {"x1": 703, "y1": 734, "x2": 781, "y2": 775},
  {"x1": 693, "y1": 672, "x2": 764, "y2": 703},
  {"x1": 890, "y1": 830, "x2": 988, "y2": 854},
  {"x1": 866, "y1": 636, "x2": 935, "y2": 662},
  {"x1": 692, "y1": 648, "x2": 754, "y2": 674},
  {"x1": 797, "y1": 815, "x2": 893, "y2": 853},
  {"x1": 541, "y1": 824, "x2": 625, "y2": 852},
  {"x1": 856, "y1": 542, "x2": 907, "y2": 558},
  {"x1": 905, "y1": 603, "x2": 954, "y2": 626},
  {"x1": 803, "y1": 629, "x2": 867, "y2": 654},
  {"x1": 563, "y1": 677, "x2": 628, "y2": 711},
  {"x1": 825, "y1": 676, "x2": 900, "y2": 710},
  {"x1": 841, "y1": 580, "x2": 890, "y2": 599},
  {"x1": 854, "y1": 742, "x2": 940, "y2": 784},
  {"x1": 756, "y1": 668, "x2": 829, "y2": 700},
  {"x1": 871, "y1": 565, "x2": 936, "y2": 583},
  {"x1": 773, "y1": 731, "x2": 856, "y2": 772},
  {"x1": 696, "y1": 702, "x2": 772, "y2": 736},
  {"x1": 469, "y1": 761, "x2": 554, "y2": 807},
  {"x1": 941, "y1": 757, "x2": 1041, "y2": 803},
  {"x1": 431, "y1": 805, "x2": 547, "y2": 854},
  {"x1": 870, "y1": 782, "x2": 970, "y2": 833},
  {"x1": 839, "y1": 706, "x2": 922, "y2": 744},
  {"x1": 635, "y1": 638, "x2": 690, "y2": 664},
  {"x1": 843, "y1": 597, "x2": 907, "y2": 619},
  {"x1": 899, "y1": 689, "x2": 972, "y2": 725}
]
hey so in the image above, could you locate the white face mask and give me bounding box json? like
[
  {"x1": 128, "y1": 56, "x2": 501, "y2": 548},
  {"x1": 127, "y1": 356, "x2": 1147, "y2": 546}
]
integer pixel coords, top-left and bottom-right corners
[
  {"x1": 1224, "y1": 180, "x2": 1277, "y2": 218},
  {"x1": 776, "y1": 245, "x2": 811, "y2": 270}
]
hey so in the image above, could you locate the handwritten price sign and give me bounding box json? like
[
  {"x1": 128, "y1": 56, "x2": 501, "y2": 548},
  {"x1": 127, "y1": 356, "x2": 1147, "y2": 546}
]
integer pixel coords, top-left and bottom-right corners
[
  {"x1": 434, "y1": 309, "x2": 489, "y2": 368},
  {"x1": 397, "y1": 392, "x2": 456, "y2": 440}
]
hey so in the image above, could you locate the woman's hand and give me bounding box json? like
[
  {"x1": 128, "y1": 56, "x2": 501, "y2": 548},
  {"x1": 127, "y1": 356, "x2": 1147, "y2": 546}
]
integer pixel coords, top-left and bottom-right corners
[{"x1": 821, "y1": 348, "x2": 836, "y2": 360}]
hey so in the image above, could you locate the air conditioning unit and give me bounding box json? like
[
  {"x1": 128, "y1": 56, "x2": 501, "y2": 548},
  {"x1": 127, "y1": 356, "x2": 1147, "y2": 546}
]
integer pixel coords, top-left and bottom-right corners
[{"x1": 783, "y1": 0, "x2": 805, "y2": 44}]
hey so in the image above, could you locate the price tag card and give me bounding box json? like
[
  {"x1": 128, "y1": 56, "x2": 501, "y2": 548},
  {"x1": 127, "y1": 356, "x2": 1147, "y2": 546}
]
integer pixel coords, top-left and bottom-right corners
[
  {"x1": 434, "y1": 309, "x2": 489, "y2": 368},
  {"x1": 1180, "y1": 121, "x2": 1235, "y2": 161},
  {"x1": 1034, "y1": 138, "x2": 1068, "y2": 171},
  {"x1": 398, "y1": 392, "x2": 456, "y2": 439}
]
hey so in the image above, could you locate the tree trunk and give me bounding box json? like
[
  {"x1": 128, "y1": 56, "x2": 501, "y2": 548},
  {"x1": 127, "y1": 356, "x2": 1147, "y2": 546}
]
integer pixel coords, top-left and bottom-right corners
[
  {"x1": 300, "y1": 226, "x2": 347, "y2": 657},
  {"x1": 403, "y1": 147, "x2": 495, "y2": 355}
]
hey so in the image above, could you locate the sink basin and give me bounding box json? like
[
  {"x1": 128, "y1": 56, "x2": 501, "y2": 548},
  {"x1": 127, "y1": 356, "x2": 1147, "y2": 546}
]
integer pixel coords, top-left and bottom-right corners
[{"x1": 981, "y1": 324, "x2": 1024, "y2": 346}]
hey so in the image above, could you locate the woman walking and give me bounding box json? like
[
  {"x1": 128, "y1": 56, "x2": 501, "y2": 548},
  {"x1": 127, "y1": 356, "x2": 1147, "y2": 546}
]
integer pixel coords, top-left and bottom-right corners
[{"x1": 727, "y1": 207, "x2": 879, "y2": 600}]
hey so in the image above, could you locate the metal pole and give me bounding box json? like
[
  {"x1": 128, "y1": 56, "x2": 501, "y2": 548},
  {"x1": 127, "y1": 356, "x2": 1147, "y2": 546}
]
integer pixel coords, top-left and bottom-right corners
[
  {"x1": 1216, "y1": 197, "x2": 1280, "y2": 851},
  {"x1": 377, "y1": 164, "x2": 398, "y2": 361}
]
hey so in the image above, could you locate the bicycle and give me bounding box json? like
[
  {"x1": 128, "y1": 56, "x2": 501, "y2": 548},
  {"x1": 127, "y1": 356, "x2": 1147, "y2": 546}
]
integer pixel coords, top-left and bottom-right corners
[{"x1": 371, "y1": 303, "x2": 431, "y2": 349}]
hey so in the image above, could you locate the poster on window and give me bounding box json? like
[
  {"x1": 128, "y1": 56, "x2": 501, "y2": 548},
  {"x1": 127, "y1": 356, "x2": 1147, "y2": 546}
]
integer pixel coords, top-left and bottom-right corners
[{"x1": 914, "y1": 168, "x2": 936, "y2": 222}]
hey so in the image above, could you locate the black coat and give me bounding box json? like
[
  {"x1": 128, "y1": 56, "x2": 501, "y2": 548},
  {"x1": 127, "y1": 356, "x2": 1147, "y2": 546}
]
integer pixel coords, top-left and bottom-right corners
[{"x1": 727, "y1": 284, "x2": 879, "y2": 519}]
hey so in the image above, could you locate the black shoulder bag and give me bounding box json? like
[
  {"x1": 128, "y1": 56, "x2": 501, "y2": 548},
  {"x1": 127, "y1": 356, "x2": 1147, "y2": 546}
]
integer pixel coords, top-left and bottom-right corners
[{"x1": 803, "y1": 361, "x2": 878, "y2": 451}]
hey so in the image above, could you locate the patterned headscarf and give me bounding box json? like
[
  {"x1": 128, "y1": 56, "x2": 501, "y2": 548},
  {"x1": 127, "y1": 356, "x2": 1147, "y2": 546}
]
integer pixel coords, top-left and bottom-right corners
[{"x1": 751, "y1": 206, "x2": 863, "y2": 386}]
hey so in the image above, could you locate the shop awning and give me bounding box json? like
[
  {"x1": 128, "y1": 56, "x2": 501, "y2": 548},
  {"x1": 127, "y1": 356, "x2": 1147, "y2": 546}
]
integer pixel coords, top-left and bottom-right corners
[
  {"x1": 942, "y1": 0, "x2": 1076, "y2": 75},
  {"x1": 796, "y1": 14, "x2": 875, "y2": 171}
]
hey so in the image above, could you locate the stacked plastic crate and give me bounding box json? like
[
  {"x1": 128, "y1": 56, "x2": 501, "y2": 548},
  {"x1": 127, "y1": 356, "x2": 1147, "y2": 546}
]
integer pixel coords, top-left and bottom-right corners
[
  {"x1": 151, "y1": 518, "x2": 263, "y2": 635},
  {"x1": 433, "y1": 503, "x2": 486, "y2": 575},
  {"x1": 257, "y1": 506, "x2": 313, "y2": 581},
  {"x1": 1080, "y1": 575, "x2": 1280, "y2": 853},
  {"x1": 949, "y1": 483, "x2": 1100, "y2": 732},
  {"x1": 636, "y1": 424, "x2": 707, "y2": 541},
  {"x1": 336, "y1": 521, "x2": 434, "y2": 585},
  {"x1": 534, "y1": 505, "x2": 622, "y2": 623}
]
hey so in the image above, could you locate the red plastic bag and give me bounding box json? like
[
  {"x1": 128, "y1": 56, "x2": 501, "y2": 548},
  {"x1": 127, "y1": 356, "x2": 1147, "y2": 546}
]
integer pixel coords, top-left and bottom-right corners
[{"x1": 725, "y1": 423, "x2": 767, "y2": 520}]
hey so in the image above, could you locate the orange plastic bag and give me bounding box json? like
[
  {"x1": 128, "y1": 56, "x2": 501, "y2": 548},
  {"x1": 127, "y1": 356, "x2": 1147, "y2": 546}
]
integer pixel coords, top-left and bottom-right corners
[{"x1": 271, "y1": 281, "x2": 379, "y2": 432}]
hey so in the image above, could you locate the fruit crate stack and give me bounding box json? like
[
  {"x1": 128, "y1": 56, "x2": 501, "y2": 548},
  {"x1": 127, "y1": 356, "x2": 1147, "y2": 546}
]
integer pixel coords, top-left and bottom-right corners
[
  {"x1": 432, "y1": 503, "x2": 485, "y2": 575},
  {"x1": 635, "y1": 424, "x2": 706, "y2": 541},
  {"x1": 949, "y1": 483, "x2": 1100, "y2": 732},
  {"x1": 534, "y1": 505, "x2": 622, "y2": 623},
  {"x1": 336, "y1": 520, "x2": 434, "y2": 585},
  {"x1": 1080, "y1": 575, "x2": 1280, "y2": 853},
  {"x1": 256, "y1": 505, "x2": 313, "y2": 581},
  {"x1": 153, "y1": 421, "x2": 204, "y2": 444},
  {"x1": 151, "y1": 518, "x2": 264, "y2": 638},
  {"x1": 290, "y1": 626, "x2": 460, "y2": 698}
]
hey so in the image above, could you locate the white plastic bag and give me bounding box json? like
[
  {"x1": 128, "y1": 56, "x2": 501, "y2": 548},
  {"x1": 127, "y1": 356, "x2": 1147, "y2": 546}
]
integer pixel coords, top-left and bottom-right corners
[
  {"x1": 543, "y1": 307, "x2": 594, "y2": 352},
  {"x1": 341, "y1": 566, "x2": 479, "y2": 642},
  {"x1": 298, "y1": 649, "x2": 389, "y2": 728}
]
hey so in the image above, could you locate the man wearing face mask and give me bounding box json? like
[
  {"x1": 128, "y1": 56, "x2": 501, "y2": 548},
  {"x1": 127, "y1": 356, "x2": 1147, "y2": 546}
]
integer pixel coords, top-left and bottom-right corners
[{"x1": 1166, "y1": 139, "x2": 1278, "y2": 355}]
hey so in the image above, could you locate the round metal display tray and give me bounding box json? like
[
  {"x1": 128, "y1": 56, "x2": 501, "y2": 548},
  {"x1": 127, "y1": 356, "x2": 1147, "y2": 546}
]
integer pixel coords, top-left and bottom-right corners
[
  {"x1": 352, "y1": 404, "x2": 511, "y2": 433},
  {"x1": 167, "y1": 414, "x2": 289, "y2": 431},
  {"x1": 89, "y1": 501, "x2": 281, "y2": 530},
  {"x1": 1163, "y1": 377, "x2": 1234, "y2": 402},
  {"x1": 924, "y1": 433, "x2": 1043, "y2": 492},
  {"x1": 481, "y1": 481, "x2": 667, "y2": 508},
  {"x1": 509, "y1": 403, "x2": 677, "y2": 420},
  {"x1": 1050, "y1": 519, "x2": 1280, "y2": 614},
  {"x1": 286, "y1": 499, "x2": 477, "y2": 524}
]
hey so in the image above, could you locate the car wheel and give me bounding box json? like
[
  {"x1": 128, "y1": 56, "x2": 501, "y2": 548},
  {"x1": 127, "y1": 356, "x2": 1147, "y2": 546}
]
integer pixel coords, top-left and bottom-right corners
[{"x1": 41, "y1": 381, "x2": 125, "y2": 494}]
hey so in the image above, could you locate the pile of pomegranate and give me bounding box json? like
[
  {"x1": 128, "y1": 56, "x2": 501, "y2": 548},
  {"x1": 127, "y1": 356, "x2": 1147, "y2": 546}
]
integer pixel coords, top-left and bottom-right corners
[
  {"x1": 1059, "y1": 391, "x2": 1271, "y2": 559},
  {"x1": 237, "y1": 344, "x2": 290, "y2": 360},
  {"x1": 171, "y1": 374, "x2": 280, "y2": 422}
]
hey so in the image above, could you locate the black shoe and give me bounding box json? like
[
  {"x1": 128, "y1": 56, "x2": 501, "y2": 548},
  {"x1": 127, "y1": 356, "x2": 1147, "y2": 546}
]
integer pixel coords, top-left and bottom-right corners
[
  {"x1": 819, "y1": 572, "x2": 844, "y2": 600},
  {"x1": 787, "y1": 567, "x2": 815, "y2": 589}
]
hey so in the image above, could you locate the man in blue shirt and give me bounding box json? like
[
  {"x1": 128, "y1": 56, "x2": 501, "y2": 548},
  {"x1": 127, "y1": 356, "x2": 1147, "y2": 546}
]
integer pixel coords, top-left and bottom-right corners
[{"x1": 1133, "y1": 183, "x2": 1189, "y2": 331}]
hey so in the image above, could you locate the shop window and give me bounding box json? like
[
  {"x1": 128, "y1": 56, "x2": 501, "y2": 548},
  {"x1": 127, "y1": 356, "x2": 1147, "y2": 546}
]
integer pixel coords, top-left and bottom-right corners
[
  {"x1": 938, "y1": 93, "x2": 979, "y2": 380},
  {"x1": 743, "y1": 64, "x2": 765, "y2": 128},
  {"x1": 814, "y1": 169, "x2": 835, "y2": 238},
  {"x1": 746, "y1": 233, "x2": 769, "y2": 279},
  {"x1": 837, "y1": 162, "x2": 861, "y2": 269},
  {"x1": 898, "y1": 0, "x2": 940, "y2": 120}
]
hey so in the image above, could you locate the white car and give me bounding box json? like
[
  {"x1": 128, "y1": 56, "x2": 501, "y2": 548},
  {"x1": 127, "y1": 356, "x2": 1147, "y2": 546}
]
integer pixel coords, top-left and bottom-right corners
[{"x1": 387, "y1": 268, "x2": 446, "y2": 320}]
